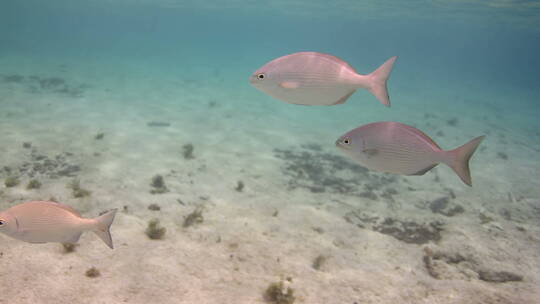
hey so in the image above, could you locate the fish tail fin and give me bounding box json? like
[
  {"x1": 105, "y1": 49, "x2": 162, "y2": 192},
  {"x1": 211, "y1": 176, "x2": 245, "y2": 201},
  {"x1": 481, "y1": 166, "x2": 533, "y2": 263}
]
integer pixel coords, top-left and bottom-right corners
[
  {"x1": 366, "y1": 56, "x2": 397, "y2": 107},
  {"x1": 92, "y1": 209, "x2": 117, "y2": 249},
  {"x1": 446, "y1": 136, "x2": 485, "y2": 186}
]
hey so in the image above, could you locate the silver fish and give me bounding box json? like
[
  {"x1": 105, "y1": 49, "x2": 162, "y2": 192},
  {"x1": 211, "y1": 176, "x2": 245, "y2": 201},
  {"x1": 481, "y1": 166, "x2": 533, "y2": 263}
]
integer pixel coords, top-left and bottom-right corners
[
  {"x1": 336, "y1": 122, "x2": 485, "y2": 186},
  {"x1": 0, "y1": 201, "x2": 117, "y2": 249},
  {"x1": 250, "y1": 52, "x2": 397, "y2": 106}
]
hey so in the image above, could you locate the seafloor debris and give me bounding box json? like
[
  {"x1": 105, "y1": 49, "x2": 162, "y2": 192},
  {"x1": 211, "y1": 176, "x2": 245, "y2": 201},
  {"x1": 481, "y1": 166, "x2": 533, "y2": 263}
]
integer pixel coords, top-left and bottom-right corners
[
  {"x1": 147, "y1": 121, "x2": 171, "y2": 127},
  {"x1": 26, "y1": 179, "x2": 42, "y2": 189},
  {"x1": 344, "y1": 211, "x2": 444, "y2": 244},
  {"x1": 264, "y1": 278, "x2": 295, "y2": 304},
  {"x1": 274, "y1": 144, "x2": 398, "y2": 198}
]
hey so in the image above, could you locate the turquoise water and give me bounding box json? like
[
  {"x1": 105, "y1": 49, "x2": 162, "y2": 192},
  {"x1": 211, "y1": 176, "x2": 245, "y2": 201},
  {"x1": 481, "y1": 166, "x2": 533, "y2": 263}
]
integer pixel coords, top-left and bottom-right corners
[{"x1": 1, "y1": 1, "x2": 539, "y2": 303}]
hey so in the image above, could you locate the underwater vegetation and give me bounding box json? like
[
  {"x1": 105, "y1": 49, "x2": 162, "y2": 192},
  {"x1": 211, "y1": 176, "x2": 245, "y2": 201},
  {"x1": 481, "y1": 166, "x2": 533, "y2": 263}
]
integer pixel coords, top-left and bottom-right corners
[
  {"x1": 26, "y1": 179, "x2": 42, "y2": 189},
  {"x1": 183, "y1": 206, "x2": 204, "y2": 228},
  {"x1": 146, "y1": 218, "x2": 166, "y2": 240},
  {"x1": 2, "y1": 147, "x2": 81, "y2": 179},
  {"x1": 264, "y1": 278, "x2": 295, "y2": 304},
  {"x1": 150, "y1": 175, "x2": 168, "y2": 194},
  {"x1": 4, "y1": 176, "x2": 19, "y2": 187},
  {"x1": 312, "y1": 255, "x2": 327, "y2": 271},
  {"x1": 344, "y1": 210, "x2": 444, "y2": 245},
  {"x1": 235, "y1": 180, "x2": 244, "y2": 192},
  {"x1": 85, "y1": 267, "x2": 100, "y2": 278},
  {"x1": 67, "y1": 178, "x2": 91, "y2": 198},
  {"x1": 422, "y1": 247, "x2": 523, "y2": 283},
  {"x1": 182, "y1": 143, "x2": 195, "y2": 159},
  {"x1": 95, "y1": 132, "x2": 105, "y2": 140},
  {"x1": 274, "y1": 143, "x2": 398, "y2": 199},
  {"x1": 148, "y1": 203, "x2": 161, "y2": 211},
  {"x1": 1, "y1": 74, "x2": 86, "y2": 97},
  {"x1": 62, "y1": 243, "x2": 78, "y2": 253}
]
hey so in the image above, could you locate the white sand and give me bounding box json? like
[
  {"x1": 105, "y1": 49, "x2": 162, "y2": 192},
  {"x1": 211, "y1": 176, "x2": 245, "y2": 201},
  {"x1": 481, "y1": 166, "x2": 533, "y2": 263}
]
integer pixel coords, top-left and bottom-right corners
[{"x1": 0, "y1": 55, "x2": 539, "y2": 304}]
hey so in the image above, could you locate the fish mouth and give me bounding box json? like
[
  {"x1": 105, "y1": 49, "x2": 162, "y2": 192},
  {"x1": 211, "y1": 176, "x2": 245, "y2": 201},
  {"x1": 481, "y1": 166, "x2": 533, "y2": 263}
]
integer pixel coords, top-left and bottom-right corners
[{"x1": 248, "y1": 75, "x2": 257, "y2": 84}]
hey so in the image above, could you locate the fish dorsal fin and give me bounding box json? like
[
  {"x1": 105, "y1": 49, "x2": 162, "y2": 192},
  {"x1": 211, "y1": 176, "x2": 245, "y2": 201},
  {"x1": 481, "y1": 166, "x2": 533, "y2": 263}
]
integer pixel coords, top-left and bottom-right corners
[
  {"x1": 308, "y1": 52, "x2": 357, "y2": 73},
  {"x1": 39, "y1": 201, "x2": 81, "y2": 217},
  {"x1": 399, "y1": 123, "x2": 442, "y2": 150},
  {"x1": 333, "y1": 90, "x2": 356, "y2": 105},
  {"x1": 409, "y1": 164, "x2": 438, "y2": 176}
]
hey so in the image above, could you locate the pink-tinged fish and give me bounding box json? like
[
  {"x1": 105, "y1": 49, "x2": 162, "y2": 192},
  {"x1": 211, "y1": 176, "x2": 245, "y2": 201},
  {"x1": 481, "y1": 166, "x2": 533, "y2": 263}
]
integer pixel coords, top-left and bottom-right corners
[
  {"x1": 250, "y1": 52, "x2": 397, "y2": 106},
  {"x1": 335, "y1": 122, "x2": 485, "y2": 186},
  {"x1": 0, "y1": 201, "x2": 117, "y2": 249}
]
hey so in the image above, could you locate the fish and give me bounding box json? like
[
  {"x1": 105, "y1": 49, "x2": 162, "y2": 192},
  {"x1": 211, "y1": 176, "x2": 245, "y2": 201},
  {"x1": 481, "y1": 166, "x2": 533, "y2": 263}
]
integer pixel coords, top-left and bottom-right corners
[
  {"x1": 335, "y1": 122, "x2": 485, "y2": 186},
  {"x1": 249, "y1": 52, "x2": 397, "y2": 106},
  {"x1": 0, "y1": 201, "x2": 117, "y2": 249}
]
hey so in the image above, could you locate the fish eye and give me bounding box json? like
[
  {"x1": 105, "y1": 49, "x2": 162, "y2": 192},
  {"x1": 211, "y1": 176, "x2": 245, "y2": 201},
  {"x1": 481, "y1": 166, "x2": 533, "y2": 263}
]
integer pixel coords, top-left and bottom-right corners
[
  {"x1": 257, "y1": 73, "x2": 265, "y2": 80},
  {"x1": 343, "y1": 138, "x2": 351, "y2": 145},
  {"x1": 0, "y1": 219, "x2": 4, "y2": 226}
]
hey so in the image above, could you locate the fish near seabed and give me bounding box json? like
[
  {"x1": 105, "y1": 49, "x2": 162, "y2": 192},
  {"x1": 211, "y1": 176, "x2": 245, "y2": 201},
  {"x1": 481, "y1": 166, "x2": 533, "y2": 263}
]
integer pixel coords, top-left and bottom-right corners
[
  {"x1": 0, "y1": 201, "x2": 117, "y2": 249},
  {"x1": 249, "y1": 52, "x2": 397, "y2": 106},
  {"x1": 335, "y1": 122, "x2": 485, "y2": 186}
]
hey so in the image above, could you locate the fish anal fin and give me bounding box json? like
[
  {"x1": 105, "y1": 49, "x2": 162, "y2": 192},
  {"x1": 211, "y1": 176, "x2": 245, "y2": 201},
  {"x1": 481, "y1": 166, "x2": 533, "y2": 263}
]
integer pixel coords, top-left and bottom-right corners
[
  {"x1": 409, "y1": 164, "x2": 438, "y2": 176},
  {"x1": 333, "y1": 90, "x2": 356, "y2": 105},
  {"x1": 65, "y1": 232, "x2": 82, "y2": 244},
  {"x1": 279, "y1": 81, "x2": 300, "y2": 89}
]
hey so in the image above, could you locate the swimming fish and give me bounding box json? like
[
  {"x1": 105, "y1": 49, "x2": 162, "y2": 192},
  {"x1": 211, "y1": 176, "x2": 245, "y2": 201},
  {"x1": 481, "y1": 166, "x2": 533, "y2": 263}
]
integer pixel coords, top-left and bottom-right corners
[
  {"x1": 335, "y1": 122, "x2": 485, "y2": 186},
  {"x1": 0, "y1": 201, "x2": 117, "y2": 249},
  {"x1": 250, "y1": 52, "x2": 397, "y2": 106}
]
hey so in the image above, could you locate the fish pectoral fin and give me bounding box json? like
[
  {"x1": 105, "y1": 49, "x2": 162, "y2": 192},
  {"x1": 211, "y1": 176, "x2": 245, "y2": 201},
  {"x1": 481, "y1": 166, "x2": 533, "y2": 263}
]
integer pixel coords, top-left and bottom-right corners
[
  {"x1": 279, "y1": 81, "x2": 300, "y2": 89},
  {"x1": 333, "y1": 90, "x2": 356, "y2": 105},
  {"x1": 409, "y1": 164, "x2": 438, "y2": 176},
  {"x1": 362, "y1": 148, "x2": 379, "y2": 157}
]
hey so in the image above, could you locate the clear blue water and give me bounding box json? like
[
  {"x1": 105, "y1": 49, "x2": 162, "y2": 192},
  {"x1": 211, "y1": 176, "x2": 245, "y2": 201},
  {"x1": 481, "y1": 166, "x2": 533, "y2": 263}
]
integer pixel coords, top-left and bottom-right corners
[{"x1": 1, "y1": 1, "x2": 539, "y2": 303}]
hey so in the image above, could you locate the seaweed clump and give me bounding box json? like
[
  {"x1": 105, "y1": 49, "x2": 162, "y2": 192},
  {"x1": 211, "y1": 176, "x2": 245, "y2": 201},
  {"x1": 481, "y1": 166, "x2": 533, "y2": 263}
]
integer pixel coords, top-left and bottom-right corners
[
  {"x1": 183, "y1": 206, "x2": 204, "y2": 228},
  {"x1": 95, "y1": 132, "x2": 105, "y2": 140},
  {"x1": 26, "y1": 179, "x2": 42, "y2": 189},
  {"x1": 146, "y1": 218, "x2": 166, "y2": 240},
  {"x1": 148, "y1": 203, "x2": 161, "y2": 211},
  {"x1": 183, "y1": 143, "x2": 195, "y2": 159},
  {"x1": 85, "y1": 267, "x2": 100, "y2": 278},
  {"x1": 235, "y1": 180, "x2": 244, "y2": 192},
  {"x1": 67, "y1": 179, "x2": 91, "y2": 198},
  {"x1": 62, "y1": 243, "x2": 78, "y2": 253},
  {"x1": 312, "y1": 255, "x2": 327, "y2": 270},
  {"x1": 264, "y1": 278, "x2": 295, "y2": 304},
  {"x1": 4, "y1": 177, "x2": 19, "y2": 187},
  {"x1": 150, "y1": 175, "x2": 168, "y2": 194}
]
